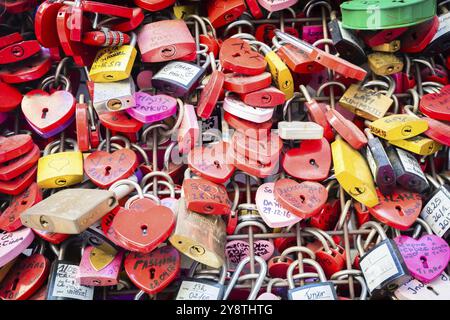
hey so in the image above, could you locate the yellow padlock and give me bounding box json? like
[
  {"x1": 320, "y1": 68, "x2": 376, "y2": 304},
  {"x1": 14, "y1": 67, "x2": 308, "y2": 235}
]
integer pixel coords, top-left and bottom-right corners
[
  {"x1": 371, "y1": 40, "x2": 401, "y2": 53},
  {"x1": 389, "y1": 135, "x2": 442, "y2": 156},
  {"x1": 89, "y1": 33, "x2": 137, "y2": 83},
  {"x1": 368, "y1": 52, "x2": 403, "y2": 76},
  {"x1": 369, "y1": 114, "x2": 429, "y2": 141},
  {"x1": 173, "y1": 4, "x2": 196, "y2": 19},
  {"x1": 37, "y1": 138, "x2": 83, "y2": 189},
  {"x1": 259, "y1": 43, "x2": 294, "y2": 99},
  {"x1": 332, "y1": 136, "x2": 379, "y2": 208}
]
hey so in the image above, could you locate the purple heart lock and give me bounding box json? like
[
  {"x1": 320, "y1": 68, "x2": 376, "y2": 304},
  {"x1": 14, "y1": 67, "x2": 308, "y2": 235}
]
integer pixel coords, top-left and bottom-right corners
[
  {"x1": 394, "y1": 234, "x2": 450, "y2": 283},
  {"x1": 126, "y1": 92, "x2": 177, "y2": 124},
  {"x1": 0, "y1": 228, "x2": 35, "y2": 267}
]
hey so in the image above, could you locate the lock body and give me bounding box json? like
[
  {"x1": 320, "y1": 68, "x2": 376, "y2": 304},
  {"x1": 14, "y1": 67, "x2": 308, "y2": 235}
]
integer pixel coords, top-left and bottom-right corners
[
  {"x1": 37, "y1": 151, "x2": 83, "y2": 189},
  {"x1": 366, "y1": 138, "x2": 396, "y2": 195},
  {"x1": 89, "y1": 44, "x2": 137, "y2": 82},
  {"x1": 288, "y1": 282, "x2": 337, "y2": 300},
  {"x1": 176, "y1": 279, "x2": 224, "y2": 300},
  {"x1": 420, "y1": 185, "x2": 450, "y2": 239}
]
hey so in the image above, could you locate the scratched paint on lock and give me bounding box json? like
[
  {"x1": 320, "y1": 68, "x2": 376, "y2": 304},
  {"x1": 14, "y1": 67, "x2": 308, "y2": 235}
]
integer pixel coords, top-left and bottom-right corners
[{"x1": 255, "y1": 183, "x2": 301, "y2": 228}]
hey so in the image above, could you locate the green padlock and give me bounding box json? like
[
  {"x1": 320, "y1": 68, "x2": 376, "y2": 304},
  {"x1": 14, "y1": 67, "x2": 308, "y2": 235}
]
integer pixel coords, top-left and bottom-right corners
[{"x1": 340, "y1": 0, "x2": 436, "y2": 30}]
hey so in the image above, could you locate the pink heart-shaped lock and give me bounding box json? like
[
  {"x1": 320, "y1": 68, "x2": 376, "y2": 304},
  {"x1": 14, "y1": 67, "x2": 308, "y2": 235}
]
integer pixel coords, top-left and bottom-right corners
[
  {"x1": 256, "y1": 183, "x2": 301, "y2": 228},
  {"x1": 126, "y1": 92, "x2": 177, "y2": 123},
  {"x1": 394, "y1": 235, "x2": 450, "y2": 283},
  {"x1": 0, "y1": 228, "x2": 35, "y2": 267},
  {"x1": 225, "y1": 240, "x2": 274, "y2": 265}
]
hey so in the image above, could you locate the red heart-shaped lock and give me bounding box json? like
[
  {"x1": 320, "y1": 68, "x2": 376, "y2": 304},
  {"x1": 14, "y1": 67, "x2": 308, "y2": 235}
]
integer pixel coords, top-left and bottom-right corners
[
  {"x1": 0, "y1": 254, "x2": 50, "y2": 300},
  {"x1": 0, "y1": 166, "x2": 37, "y2": 196},
  {"x1": 196, "y1": 70, "x2": 224, "y2": 119},
  {"x1": 32, "y1": 229, "x2": 70, "y2": 245},
  {"x1": 419, "y1": 85, "x2": 450, "y2": 121},
  {"x1": 188, "y1": 141, "x2": 235, "y2": 184},
  {"x1": 219, "y1": 38, "x2": 267, "y2": 75},
  {"x1": 21, "y1": 90, "x2": 76, "y2": 133},
  {"x1": 124, "y1": 246, "x2": 180, "y2": 295},
  {"x1": 224, "y1": 111, "x2": 273, "y2": 139},
  {"x1": 368, "y1": 188, "x2": 422, "y2": 230},
  {"x1": 111, "y1": 204, "x2": 175, "y2": 253},
  {"x1": 84, "y1": 149, "x2": 138, "y2": 188},
  {"x1": 0, "y1": 182, "x2": 42, "y2": 232},
  {"x1": 99, "y1": 111, "x2": 144, "y2": 133},
  {"x1": 308, "y1": 199, "x2": 340, "y2": 230},
  {"x1": 0, "y1": 144, "x2": 39, "y2": 181},
  {"x1": 0, "y1": 82, "x2": 22, "y2": 112},
  {"x1": 423, "y1": 117, "x2": 450, "y2": 147},
  {"x1": 0, "y1": 134, "x2": 33, "y2": 163},
  {"x1": 282, "y1": 138, "x2": 331, "y2": 181},
  {"x1": 274, "y1": 179, "x2": 328, "y2": 218},
  {"x1": 183, "y1": 178, "x2": 232, "y2": 215}
]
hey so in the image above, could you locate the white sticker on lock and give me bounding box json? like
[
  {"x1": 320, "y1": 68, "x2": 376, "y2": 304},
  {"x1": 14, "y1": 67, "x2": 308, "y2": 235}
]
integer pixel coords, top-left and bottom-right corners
[
  {"x1": 290, "y1": 283, "x2": 336, "y2": 300},
  {"x1": 52, "y1": 264, "x2": 94, "y2": 300},
  {"x1": 277, "y1": 121, "x2": 324, "y2": 140},
  {"x1": 153, "y1": 61, "x2": 202, "y2": 87},
  {"x1": 359, "y1": 242, "x2": 400, "y2": 293},
  {"x1": 176, "y1": 280, "x2": 221, "y2": 300},
  {"x1": 395, "y1": 272, "x2": 450, "y2": 300},
  {"x1": 420, "y1": 187, "x2": 450, "y2": 237},
  {"x1": 223, "y1": 96, "x2": 274, "y2": 123},
  {"x1": 396, "y1": 148, "x2": 427, "y2": 180}
]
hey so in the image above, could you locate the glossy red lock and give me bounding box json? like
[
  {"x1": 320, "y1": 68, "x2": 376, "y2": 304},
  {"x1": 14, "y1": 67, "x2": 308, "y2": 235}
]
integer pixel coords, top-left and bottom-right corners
[
  {"x1": 183, "y1": 178, "x2": 232, "y2": 215},
  {"x1": 207, "y1": 0, "x2": 246, "y2": 28}
]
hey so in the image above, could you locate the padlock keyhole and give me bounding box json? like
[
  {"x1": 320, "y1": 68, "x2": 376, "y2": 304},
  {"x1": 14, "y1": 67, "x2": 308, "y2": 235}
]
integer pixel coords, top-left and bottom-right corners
[
  {"x1": 105, "y1": 166, "x2": 112, "y2": 176},
  {"x1": 420, "y1": 256, "x2": 429, "y2": 269},
  {"x1": 149, "y1": 268, "x2": 155, "y2": 279},
  {"x1": 41, "y1": 108, "x2": 49, "y2": 119},
  {"x1": 309, "y1": 159, "x2": 318, "y2": 168},
  {"x1": 395, "y1": 205, "x2": 404, "y2": 217},
  {"x1": 141, "y1": 224, "x2": 148, "y2": 235},
  {"x1": 21, "y1": 201, "x2": 27, "y2": 206},
  {"x1": 213, "y1": 160, "x2": 221, "y2": 169},
  {"x1": 300, "y1": 195, "x2": 306, "y2": 203}
]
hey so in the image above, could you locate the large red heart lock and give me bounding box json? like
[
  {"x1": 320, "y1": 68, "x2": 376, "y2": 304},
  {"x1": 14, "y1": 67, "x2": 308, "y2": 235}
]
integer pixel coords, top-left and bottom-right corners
[
  {"x1": 84, "y1": 149, "x2": 138, "y2": 188},
  {"x1": 368, "y1": 188, "x2": 422, "y2": 230},
  {"x1": 0, "y1": 134, "x2": 33, "y2": 164},
  {"x1": 0, "y1": 166, "x2": 37, "y2": 196},
  {"x1": 0, "y1": 82, "x2": 22, "y2": 112},
  {"x1": 0, "y1": 143, "x2": 39, "y2": 181},
  {"x1": 111, "y1": 203, "x2": 176, "y2": 253},
  {"x1": 0, "y1": 253, "x2": 50, "y2": 300},
  {"x1": 188, "y1": 141, "x2": 235, "y2": 184},
  {"x1": 124, "y1": 246, "x2": 180, "y2": 295},
  {"x1": 282, "y1": 138, "x2": 331, "y2": 181},
  {"x1": 274, "y1": 178, "x2": 328, "y2": 218},
  {"x1": 219, "y1": 38, "x2": 267, "y2": 75},
  {"x1": 21, "y1": 90, "x2": 76, "y2": 134},
  {"x1": 0, "y1": 182, "x2": 42, "y2": 232},
  {"x1": 419, "y1": 85, "x2": 450, "y2": 121}
]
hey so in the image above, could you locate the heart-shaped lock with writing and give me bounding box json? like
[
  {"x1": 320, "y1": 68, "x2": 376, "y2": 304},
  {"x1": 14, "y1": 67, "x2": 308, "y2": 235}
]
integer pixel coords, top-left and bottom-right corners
[
  {"x1": 419, "y1": 85, "x2": 450, "y2": 121},
  {"x1": 219, "y1": 38, "x2": 267, "y2": 75},
  {"x1": 0, "y1": 253, "x2": 50, "y2": 300},
  {"x1": 0, "y1": 166, "x2": 37, "y2": 196},
  {"x1": 196, "y1": 70, "x2": 224, "y2": 119},
  {"x1": 0, "y1": 134, "x2": 33, "y2": 164},
  {"x1": 183, "y1": 178, "x2": 232, "y2": 215},
  {"x1": 369, "y1": 188, "x2": 422, "y2": 230},
  {"x1": 126, "y1": 92, "x2": 177, "y2": 124},
  {"x1": 274, "y1": 179, "x2": 328, "y2": 219},
  {"x1": 0, "y1": 228, "x2": 34, "y2": 268},
  {"x1": 0, "y1": 143, "x2": 39, "y2": 181},
  {"x1": 124, "y1": 245, "x2": 180, "y2": 295}
]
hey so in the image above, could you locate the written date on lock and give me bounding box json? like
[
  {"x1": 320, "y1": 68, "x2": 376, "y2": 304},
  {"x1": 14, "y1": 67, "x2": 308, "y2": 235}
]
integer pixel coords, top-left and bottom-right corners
[{"x1": 176, "y1": 304, "x2": 273, "y2": 317}]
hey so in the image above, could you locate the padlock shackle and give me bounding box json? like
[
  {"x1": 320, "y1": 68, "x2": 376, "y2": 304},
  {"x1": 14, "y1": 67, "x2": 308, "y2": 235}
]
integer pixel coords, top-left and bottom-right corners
[
  {"x1": 109, "y1": 179, "x2": 143, "y2": 199},
  {"x1": 142, "y1": 180, "x2": 176, "y2": 199},
  {"x1": 188, "y1": 261, "x2": 228, "y2": 285},
  {"x1": 222, "y1": 255, "x2": 267, "y2": 300},
  {"x1": 234, "y1": 220, "x2": 268, "y2": 234},
  {"x1": 304, "y1": 0, "x2": 332, "y2": 17},
  {"x1": 185, "y1": 14, "x2": 208, "y2": 35},
  {"x1": 131, "y1": 143, "x2": 150, "y2": 166},
  {"x1": 223, "y1": 20, "x2": 255, "y2": 38},
  {"x1": 141, "y1": 170, "x2": 175, "y2": 189},
  {"x1": 301, "y1": 227, "x2": 332, "y2": 253},
  {"x1": 287, "y1": 258, "x2": 327, "y2": 289},
  {"x1": 158, "y1": 99, "x2": 184, "y2": 138},
  {"x1": 280, "y1": 245, "x2": 316, "y2": 260},
  {"x1": 316, "y1": 81, "x2": 346, "y2": 97},
  {"x1": 412, "y1": 58, "x2": 437, "y2": 76},
  {"x1": 125, "y1": 193, "x2": 161, "y2": 209}
]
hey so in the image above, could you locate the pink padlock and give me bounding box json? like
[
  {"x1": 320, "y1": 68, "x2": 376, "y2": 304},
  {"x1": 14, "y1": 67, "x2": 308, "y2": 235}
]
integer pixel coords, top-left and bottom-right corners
[
  {"x1": 302, "y1": 2, "x2": 331, "y2": 47},
  {"x1": 257, "y1": 0, "x2": 298, "y2": 12},
  {"x1": 126, "y1": 92, "x2": 177, "y2": 124},
  {"x1": 0, "y1": 228, "x2": 34, "y2": 267},
  {"x1": 178, "y1": 104, "x2": 199, "y2": 155},
  {"x1": 77, "y1": 245, "x2": 124, "y2": 286}
]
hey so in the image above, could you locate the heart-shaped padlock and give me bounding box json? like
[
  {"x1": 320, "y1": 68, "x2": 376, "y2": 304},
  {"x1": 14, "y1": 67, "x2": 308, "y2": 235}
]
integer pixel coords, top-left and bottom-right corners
[
  {"x1": 126, "y1": 92, "x2": 177, "y2": 124},
  {"x1": 255, "y1": 183, "x2": 301, "y2": 228},
  {"x1": 0, "y1": 228, "x2": 34, "y2": 267},
  {"x1": 99, "y1": 111, "x2": 143, "y2": 133},
  {"x1": 394, "y1": 235, "x2": 450, "y2": 283},
  {"x1": 225, "y1": 240, "x2": 274, "y2": 265},
  {"x1": 282, "y1": 138, "x2": 331, "y2": 181},
  {"x1": 21, "y1": 90, "x2": 76, "y2": 134},
  {"x1": 0, "y1": 82, "x2": 23, "y2": 112},
  {"x1": 0, "y1": 134, "x2": 33, "y2": 164},
  {"x1": 419, "y1": 85, "x2": 450, "y2": 121},
  {"x1": 183, "y1": 178, "x2": 232, "y2": 215},
  {"x1": 274, "y1": 179, "x2": 328, "y2": 218},
  {"x1": 219, "y1": 38, "x2": 267, "y2": 75},
  {"x1": 84, "y1": 149, "x2": 138, "y2": 188},
  {"x1": 0, "y1": 253, "x2": 50, "y2": 300},
  {"x1": 124, "y1": 246, "x2": 180, "y2": 295},
  {"x1": 0, "y1": 166, "x2": 37, "y2": 196}
]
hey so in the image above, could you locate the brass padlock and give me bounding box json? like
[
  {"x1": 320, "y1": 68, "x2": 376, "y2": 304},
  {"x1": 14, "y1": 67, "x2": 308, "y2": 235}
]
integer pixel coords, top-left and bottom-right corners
[
  {"x1": 332, "y1": 136, "x2": 379, "y2": 207},
  {"x1": 389, "y1": 135, "x2": 442, "y2": 156},
  {"x1": 89, "y1": 32, "x2": 137, "y2": 83},
  {"x1": 37, "y1": 138, "x2": 83, "y2": 189},
  {"x1": 339, "y1": 78, "x2": 394, "y2": 121},
  {"x1": 169, "y1": 198, "x2": 226, "y2": 269},
  {"x1": 368, "y1": 52, "x2": 403, "y2": 76},
  {"x1": 369, "y1": 114, "x2": 429, "y2": 141},
  {"x1": 92, "y1": 78, "x2": 136, "y2": 114},
  {"x1": 371, "y1": 40, "x2": 401, "y2": 53},
  {"x1": 21, "y1": 189, "x2": 118, "y2": 234}
]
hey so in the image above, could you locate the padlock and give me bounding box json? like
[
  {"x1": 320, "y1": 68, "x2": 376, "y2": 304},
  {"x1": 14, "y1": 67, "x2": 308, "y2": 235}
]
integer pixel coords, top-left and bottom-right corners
[
  {"x1": 46, "y1": 238, "x2": 95, "y2": 300},
  {"x1": 258, "y1": 0, "x2": 298, "y2": 12},
  {"x1": 231, "y1": 130, "x2": 282, "y2": 165},
  {"x1": 364, "y1": 129, "x2": 396, "y2": 196},
  {"x1": 395, "y1": 272, "x2": 450, "y2": 300},
  {"x1": 328, "y1": 11, "x2": 366, "y2": 65},
  {"x1": 368, "y1": 53, "x2": 403, "y2": 76},
  {"x1": 36, "y1": 138, "x2": 83, "y2": 189},
  {"x1": 340, "y1": 0, "x2": 436, "y2": 30},
  {"x1": 400, "y1": 16, "x2": 439, "y2": 53},
  {"x1": 152, "y1": 52, "x2": 211, "y2": 97},
  {"x1": 419, "y1": 84, "x2": 450, "y2": 121},
  {"x1": 21, "y1": 188, "x2": 118, "y2": 234},
  {"x1": 178, "y1": 104, "x2": 200, "y2": 155},
  {"x1": 0, "y1": 81, "x2": 23, "y2": 112},
  {"x1": 126, "y1": 91, "x2": 178, "y2": 124},
  {"x1": 196, "y1": 70, "x2": 225, "y2": 119},
  {"x1": 223, "y1": 95, "x2": 274, "y2": 123},
  {"x1": 77, "y1": 245, "x2": 124, "y2": 286},
  {"x1": 183, "y1": 177, "x2": 232, "y2": 215},
  {"x1": 420, "y1": 174, "x2": 450, "y2": 240},
  {"x1": 332, "y1": 136, "x2": 378, "y2": 208},
  {"x1": 326, "y1": 108, "x2": 368, "y2": 150},
  {"x1": 356, "y1": 221, "x2": 410, "y2": 298},
  {"x1": 0, "y1": 228, "x2": 35, "y2": 268},
  {"x1": 339, "y1": 79, "x2": 394, "y2": 121},
  {"x1": 135, "y1": 0, "x2": 176, "y2": 11},
  {"x1": 257, "y1": 278, "x2": 286, "y2": 300},
  {"x1": 207, "y1": 0, "x2": 246, "y2": 28},
  {"x1": 89, "y1": 33, "x2": 137, "y2": 83},
  {"x1": 369, "y1": 114, "x2": 429, "y2": 141},
  {"x1": 384, "y1": 145, "x2": 429, "y2": 193},
  {"x1": 169, "y1": 198, "x2": 226, "y2": 268},
  {"x1": 371, "y1": 40, "x2": 401, "y2": 53},
  {"x1": 0, "y1": 241, "x2": 50, "y2": 300},
  {"x1": 302, "y1": 2, "x2": 331, "y2": 46},
  {"x1": 176, "y1": 261, "x2": 227, "y2": 300},
  {"x1": 222, "y1": 256, "x2": 267, "y2": 300},
  {"x1": 287, "y1": 258, "x2": 337, "y2": 300},
  {"x1": 393, "y1": 218, "x2": 450, "y2": 283},
  {"x1": 239, "y1": 86, "x2": 286, "y2": 108},
  {"x1": 219, "y1": 37, "x2": 267, "y2": 75},
  {"x1": 92, "y1": 78, "x2": 136, "y2": 114},
  {"x1": 137, "y1": 20, "x2": 196, "y2": 63},
  {"x1": 0, "y1": 134, "x2": 33, "y2": 164},
  {"x1": 278, "y1": 121, "x2": 324, "y2": 140},
  {"x1": 389, "y1": 135, "x2": 442, "y2": 156},
  {"x1": 424, "y1": 5, "x2": 450, "y2": 55},
  {"x1": 223, "y1": 72, "x2": 272, "y2": 94},
  {"x1": 392, "y1": 55, "x2": 416, "y2": 94}
]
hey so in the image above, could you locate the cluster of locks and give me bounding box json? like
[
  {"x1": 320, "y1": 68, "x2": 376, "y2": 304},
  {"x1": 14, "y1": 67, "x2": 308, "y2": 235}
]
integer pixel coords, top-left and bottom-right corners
[{"x1": 0, "y1": 0, "x2": 449, "y2": 301}]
